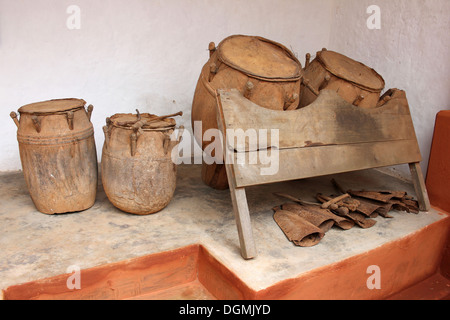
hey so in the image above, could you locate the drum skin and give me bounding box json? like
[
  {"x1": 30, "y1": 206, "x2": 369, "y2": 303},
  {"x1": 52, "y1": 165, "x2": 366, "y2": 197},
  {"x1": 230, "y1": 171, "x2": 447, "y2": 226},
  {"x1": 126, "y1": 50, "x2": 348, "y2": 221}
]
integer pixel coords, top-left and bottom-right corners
[
  {"x1": 101, "y1": 114, "x2": 178, "y2": 215},
  {"x1": 300, "y1": 49, "x2": 385, "y2": 109},
  {"x1": 13, "y1": 99, "x2": 98, "y2": 215},
  {"x1": 191, "y1": 35, "x2": 303, "y2": 190}
]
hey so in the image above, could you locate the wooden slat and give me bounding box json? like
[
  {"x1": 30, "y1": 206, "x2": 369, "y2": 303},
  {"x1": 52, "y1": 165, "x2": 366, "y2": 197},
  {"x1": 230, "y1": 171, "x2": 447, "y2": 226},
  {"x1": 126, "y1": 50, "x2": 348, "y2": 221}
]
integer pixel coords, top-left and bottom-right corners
[
  {"x1": 216, "y1": 90, "x2": 257, "y2": 260},
  {"x1": 409, "y1": 162, "x2": 431, "y2": 211},
  {"x1": 232, "y1": 139, "x2": 422, "y2": 188},
  {"x1": 218, "y1": 89, "x2": 417, "y2": 152}
]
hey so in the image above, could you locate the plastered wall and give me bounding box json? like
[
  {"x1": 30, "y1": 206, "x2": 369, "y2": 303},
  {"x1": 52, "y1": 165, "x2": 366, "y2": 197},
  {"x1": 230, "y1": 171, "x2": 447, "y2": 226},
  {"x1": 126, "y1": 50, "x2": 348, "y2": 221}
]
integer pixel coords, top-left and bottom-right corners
[
  {"x1": 0, "y1": 0, "x2": 333, "y2": 171},
  {"x1": 1, "y1": 0, "x2": 449, "y2": 177},
  {"x1": 328, "y1": 0, "x2": 450, "y2": 175}
]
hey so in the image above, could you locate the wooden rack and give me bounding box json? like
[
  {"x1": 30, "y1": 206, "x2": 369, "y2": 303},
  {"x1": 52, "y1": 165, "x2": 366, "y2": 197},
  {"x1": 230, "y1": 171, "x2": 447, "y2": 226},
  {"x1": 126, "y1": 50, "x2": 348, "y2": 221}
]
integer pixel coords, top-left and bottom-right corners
[{"x1": 215, "y1": 88, "x2": 430, "y2": 260}]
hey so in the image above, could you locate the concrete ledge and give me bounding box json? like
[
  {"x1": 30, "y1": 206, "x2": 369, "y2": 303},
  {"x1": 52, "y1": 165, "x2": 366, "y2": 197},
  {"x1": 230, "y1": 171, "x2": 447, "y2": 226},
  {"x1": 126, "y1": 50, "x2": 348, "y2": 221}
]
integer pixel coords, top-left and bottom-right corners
[{"x1": 0, "y1": 164, "x2": 448, "y2": 299}]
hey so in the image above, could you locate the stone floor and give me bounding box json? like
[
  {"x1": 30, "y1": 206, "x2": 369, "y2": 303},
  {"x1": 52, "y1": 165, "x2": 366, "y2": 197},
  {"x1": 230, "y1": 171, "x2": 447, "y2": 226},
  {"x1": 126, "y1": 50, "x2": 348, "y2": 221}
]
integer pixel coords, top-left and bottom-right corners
[{"x1": 0, "y1": 164, "x2": 447, "y2": 294}]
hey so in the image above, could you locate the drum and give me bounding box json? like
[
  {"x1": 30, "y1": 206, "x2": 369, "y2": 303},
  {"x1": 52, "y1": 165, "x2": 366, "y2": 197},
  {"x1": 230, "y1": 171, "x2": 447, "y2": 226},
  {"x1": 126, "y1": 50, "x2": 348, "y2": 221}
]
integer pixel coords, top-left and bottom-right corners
[
  {"x1": 10, "y1": 99, "x2": 98, "y2": 215},
  {"x1": 299, "y1": 49, "x2": 385, "y2": 108},
  {"x1": 101, "y1": 111, "x2": 183, "y2": 215},
  {"x1": 191, "y1": 34, "x2": 303, "y2": 189}
]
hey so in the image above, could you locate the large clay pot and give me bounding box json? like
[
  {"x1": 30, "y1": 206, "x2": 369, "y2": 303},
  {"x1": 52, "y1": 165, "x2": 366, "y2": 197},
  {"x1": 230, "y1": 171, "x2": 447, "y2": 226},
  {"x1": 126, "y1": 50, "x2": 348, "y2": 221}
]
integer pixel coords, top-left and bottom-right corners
[
  {"x1": 299, "y1": 49, "x2": 385, "y2": 108},
  {"x1": 191, "y1": 34, "x2": 303, "y2": 189},
  {"x1": 101, "y1": 112, "x2": 183, "y2": 215},
  {"x1": 10, "y1": 99, "x2": 98, "y2": 215}
]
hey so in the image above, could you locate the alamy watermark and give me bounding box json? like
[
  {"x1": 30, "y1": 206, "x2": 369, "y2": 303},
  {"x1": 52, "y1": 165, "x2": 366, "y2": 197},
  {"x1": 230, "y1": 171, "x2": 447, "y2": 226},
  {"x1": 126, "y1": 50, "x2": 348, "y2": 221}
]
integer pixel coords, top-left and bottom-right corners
[
  {"x1": 170, "y1": 121, "x2": 280, "y2": 176},
  {"x1": 367, "y1": 5, "x2": 381, "y2": 30},
  {"x1": 66, "y1": 5, "x2": 81, "y2": 30},
  {"x1": 66, "y1": 265, "x2": 81, "y2": 290},
  {"x1": 366, "y1": 265, "x2": 381, "y2": 290}
]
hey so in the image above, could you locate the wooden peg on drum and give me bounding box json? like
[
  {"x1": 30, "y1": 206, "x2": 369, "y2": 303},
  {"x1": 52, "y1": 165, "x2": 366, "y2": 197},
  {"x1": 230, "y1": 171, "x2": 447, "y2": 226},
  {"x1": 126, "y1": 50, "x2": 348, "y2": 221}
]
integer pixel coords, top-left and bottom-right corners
[
  {"x1": 209, "y1": 42, "x2": 216, "y2": 57},
  {"x1": 164, "y1": 125, "x2": 185, "y2": 155},
  {"x1": 10, "y1": 112, "x2": 20, "y2": 128},
  {"x1": 130, "y1": 132, "x2": 138, "y2": 157},
  {"x1": 103, "y1": 126, "x2": 110, "y2": 150},
  {"x1": 244, "y1": 81, "x2": 254, "y2": 99},
  {"x1": 353, "y1": 94, "x2": 365, "y2": 107},
  {"x1": 67, "y1": 111, "x2": 74, "y2": 130},
  {"x1": 319, "y1": 74, "x2": 331, "y2": 91},
  {"x1": 31, "y1": 115, "x2": 41, "y2": 133},
  {"x1": 305, "y1": 53, "x2": 311, "y2": 69},
  {"x1": 209, "y1": 63, "x2": 218, "y2": 82},
  {"x1": 86, "y1": 105, "x2": 94, "y2": 122}
]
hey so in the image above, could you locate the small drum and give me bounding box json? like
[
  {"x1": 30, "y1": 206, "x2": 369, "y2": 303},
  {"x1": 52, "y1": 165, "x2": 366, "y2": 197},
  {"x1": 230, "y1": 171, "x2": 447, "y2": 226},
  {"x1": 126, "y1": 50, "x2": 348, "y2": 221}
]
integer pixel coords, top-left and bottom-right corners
[
  {"x1": 101, "y1": 111, "x2": 183, "y2": 215},
  {"x1": 10, "y1": 99, "x2": 98, "y2": 215},
  {"x1": 299, "y1": 49, "x2": 385, "y2": 108},
  {"x1": 191, "y1": 34, "x2": 303, "y2": 189}
]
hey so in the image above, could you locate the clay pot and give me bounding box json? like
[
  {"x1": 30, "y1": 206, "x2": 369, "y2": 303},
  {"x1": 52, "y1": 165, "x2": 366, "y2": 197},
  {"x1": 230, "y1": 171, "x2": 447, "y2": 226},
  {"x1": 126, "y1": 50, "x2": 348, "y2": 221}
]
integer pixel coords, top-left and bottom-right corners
[
  {"x1": 101, "y1": 112, "x2": 183, "y2": 215},
  {"x1": 191, "y1": 34, "x2": 303, "y2": 189},
  {"x1": 300, "y1": 49, "x2": 385, "y2": 108},
  {"x1": 10, "y1": 99, "x2": 98, "y2": 215}
]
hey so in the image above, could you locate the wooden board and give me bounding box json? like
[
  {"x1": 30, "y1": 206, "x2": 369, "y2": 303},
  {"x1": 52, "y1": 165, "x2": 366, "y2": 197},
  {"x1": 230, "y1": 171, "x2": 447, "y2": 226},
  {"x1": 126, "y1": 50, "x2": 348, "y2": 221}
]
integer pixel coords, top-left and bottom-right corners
[
  {"x1": 232, "y1": 139, "x2": 422, "y2": 188},
  {"x1": 214, "y1": 88, "x2": 429, "y2": 260},
  {"x1": 219, "y1": 89, "x2": 418, "y2": 152}
]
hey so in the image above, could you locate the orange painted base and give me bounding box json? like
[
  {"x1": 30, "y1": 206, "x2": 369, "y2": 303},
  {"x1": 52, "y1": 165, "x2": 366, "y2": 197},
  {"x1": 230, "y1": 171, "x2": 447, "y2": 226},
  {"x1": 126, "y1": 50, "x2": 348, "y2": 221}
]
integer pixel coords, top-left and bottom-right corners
[
  {"x1": 426, "y1": 110, "x2": 450, "y2": 213},
  {"x1": 3, "y1": 216, "x2": 449, "y2": 300}
]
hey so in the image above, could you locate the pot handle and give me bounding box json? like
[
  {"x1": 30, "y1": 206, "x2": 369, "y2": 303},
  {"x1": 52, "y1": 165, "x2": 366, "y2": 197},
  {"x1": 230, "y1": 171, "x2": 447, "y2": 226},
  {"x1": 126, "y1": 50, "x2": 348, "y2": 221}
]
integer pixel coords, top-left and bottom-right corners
[{"x1": 10, "y1": 112, "x2": 20, "y2": 128}]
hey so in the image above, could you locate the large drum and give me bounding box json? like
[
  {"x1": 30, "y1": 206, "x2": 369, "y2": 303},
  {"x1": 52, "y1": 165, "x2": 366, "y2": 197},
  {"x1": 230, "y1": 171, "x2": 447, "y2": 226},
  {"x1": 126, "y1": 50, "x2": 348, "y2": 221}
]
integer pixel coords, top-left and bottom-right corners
[
  {"x1": 101, "y1": 112, "x2": 183, "y2": 215},
  {"x1": 10, "y1": 99, "x2": 98, "y2": 215},
  {"x1": 299, "y1": 49, "x2": 385, "y2": 108},
  {"x1": 192, "y1": 34, "x2": 303, "y2": 189}
]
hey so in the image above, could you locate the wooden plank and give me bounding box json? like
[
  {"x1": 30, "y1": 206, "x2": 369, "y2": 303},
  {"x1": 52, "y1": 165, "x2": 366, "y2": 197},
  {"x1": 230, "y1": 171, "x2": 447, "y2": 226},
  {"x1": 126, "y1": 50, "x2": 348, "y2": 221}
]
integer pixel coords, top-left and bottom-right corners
[
  {"x1": 409, "y1": 162, "x2": 431, "y2": 211},
  {"x1": 218, "y1": 89, "x2": 417, "y2": 152},
  {"x1": 232, "y1": 139, "x2": 422, "y2": 188},
  {"x1": 216, "y1": 91, "x2": 257, "y2": 260}
]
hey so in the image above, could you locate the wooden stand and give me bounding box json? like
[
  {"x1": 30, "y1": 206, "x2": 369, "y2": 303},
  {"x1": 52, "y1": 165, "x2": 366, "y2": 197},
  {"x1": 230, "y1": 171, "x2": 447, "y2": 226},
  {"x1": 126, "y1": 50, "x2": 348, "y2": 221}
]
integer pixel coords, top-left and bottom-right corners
[{"x1": 215, "y1": 88, "x2": 431, "y2": 260}]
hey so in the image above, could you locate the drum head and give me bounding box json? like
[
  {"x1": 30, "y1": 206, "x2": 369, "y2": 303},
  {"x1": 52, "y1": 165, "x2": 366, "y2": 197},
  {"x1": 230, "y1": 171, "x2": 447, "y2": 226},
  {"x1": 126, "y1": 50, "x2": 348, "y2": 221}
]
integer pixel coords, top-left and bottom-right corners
[
  {"x1": 317, "y1": 51, "x2": 385, "y2": 91},
  {"x1": 218, "y1": 35, "x2": 302, "y2": 81},
  {"x1": 19, "y1": 98, "x2": 86, "y2": 114},
  {"x1": 110, "y1": 113, "x2": 176, "y2": 130}
]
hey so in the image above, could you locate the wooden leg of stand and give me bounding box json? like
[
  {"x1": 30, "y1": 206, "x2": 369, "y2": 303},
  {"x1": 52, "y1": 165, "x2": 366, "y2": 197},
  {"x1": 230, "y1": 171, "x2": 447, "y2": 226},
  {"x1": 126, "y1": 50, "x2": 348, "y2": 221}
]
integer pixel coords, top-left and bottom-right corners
[
  {"x1": 409, "y1": 162, "x2": 431, "y2": 211},
  {"x1": 228, "y1": 183, "x2": 257, "y2": 260}
]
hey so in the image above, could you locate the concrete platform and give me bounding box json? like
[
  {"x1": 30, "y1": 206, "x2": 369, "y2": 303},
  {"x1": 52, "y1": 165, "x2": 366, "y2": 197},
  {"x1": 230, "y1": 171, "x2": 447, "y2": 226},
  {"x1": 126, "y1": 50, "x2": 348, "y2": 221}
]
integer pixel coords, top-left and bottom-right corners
[{"x1": 0, "y1": 164, "x2": 449, "y2": 299}]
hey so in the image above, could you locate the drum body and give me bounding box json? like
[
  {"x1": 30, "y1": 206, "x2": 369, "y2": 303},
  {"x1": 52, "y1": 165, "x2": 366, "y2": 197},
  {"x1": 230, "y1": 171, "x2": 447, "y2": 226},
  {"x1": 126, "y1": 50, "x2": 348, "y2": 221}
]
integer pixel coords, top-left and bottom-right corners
[
  {"x1": 12, "y1": 99, "x2": 98, "y2": 215},
  {"x1": 300, "y1": 49, "x2": 385, "y2": 108},
  {"x1": 191, "y1": 35, "x2": 303, "y2": 189},
  {"x1": 101, "y1": 113, "x2": 181, "y2": 215}
]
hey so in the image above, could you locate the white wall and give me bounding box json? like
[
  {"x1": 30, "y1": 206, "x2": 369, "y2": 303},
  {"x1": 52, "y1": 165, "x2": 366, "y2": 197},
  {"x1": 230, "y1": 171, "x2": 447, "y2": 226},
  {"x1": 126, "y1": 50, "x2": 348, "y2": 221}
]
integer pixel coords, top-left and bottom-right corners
[
  {"x1": 1, "y1": 0, "x2": 449, "y2": 177},
  {"x1": 0, "y1": 0, "x2": 333, "y2": 171},
  {"x1": 328, "y1": 0, "x2": 450, "y2": 176}
]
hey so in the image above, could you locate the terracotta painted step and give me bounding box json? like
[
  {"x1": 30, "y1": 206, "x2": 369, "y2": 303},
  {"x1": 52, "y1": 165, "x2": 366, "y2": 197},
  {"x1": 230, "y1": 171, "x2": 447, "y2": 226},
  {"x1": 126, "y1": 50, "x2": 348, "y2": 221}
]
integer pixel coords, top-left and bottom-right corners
[
  {"x1": 387, "y1": 273, "x2": 450, "y2": 300},
  {"x1": 127, "y1": 279, "x2": 216, "y2": 300}
]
